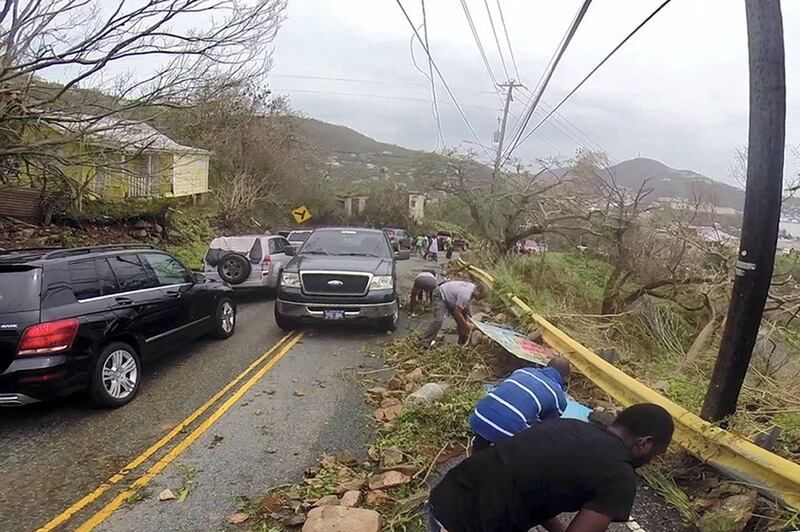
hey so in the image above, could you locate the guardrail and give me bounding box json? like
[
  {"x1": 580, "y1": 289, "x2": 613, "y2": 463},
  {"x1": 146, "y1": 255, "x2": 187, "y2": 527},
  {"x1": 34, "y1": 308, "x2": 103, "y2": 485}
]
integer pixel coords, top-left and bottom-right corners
[{"x1": 458, "y1": 258, "x2": 800, "y2": 512}]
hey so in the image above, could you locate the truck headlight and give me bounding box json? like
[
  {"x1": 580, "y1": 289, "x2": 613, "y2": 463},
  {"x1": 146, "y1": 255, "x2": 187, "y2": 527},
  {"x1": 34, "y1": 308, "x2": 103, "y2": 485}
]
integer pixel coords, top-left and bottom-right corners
[
  {"x1": 369, "y1": 275, "x2": 394, "y2": 290},
  {"x1": 281, "y1": 272, "x2": 301, "y2": 288}
]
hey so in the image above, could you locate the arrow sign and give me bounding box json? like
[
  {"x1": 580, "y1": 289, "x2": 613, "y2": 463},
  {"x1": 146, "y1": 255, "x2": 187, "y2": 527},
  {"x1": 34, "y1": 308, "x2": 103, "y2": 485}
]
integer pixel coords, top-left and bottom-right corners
[{"x1": 291, "y1": 205, "x2": 312, "y2": 224}]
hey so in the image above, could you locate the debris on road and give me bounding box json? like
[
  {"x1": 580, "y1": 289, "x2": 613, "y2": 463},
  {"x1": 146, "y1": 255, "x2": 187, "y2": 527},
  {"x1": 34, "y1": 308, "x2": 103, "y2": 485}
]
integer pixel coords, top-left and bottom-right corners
[
  {"x1": 302, "y1": 505, "x2": 381, "y2": 532},
  {"x1": 313, "y1": 494, "x2": 340, "y2": 507},
  {"x1": 208, "y1": 434, "x2": 224, "y2": 449},
  {"x1": 404, "y1": 382, "x2": 449, "y2": 407},
  {"x1": 266, "y1": 447, "x2": 278, "y2": 454},
  {"x1": 158, "y1": 488, "x2": 176, "y2": 501},
  {"x1": 340, "y1": 490, "x2": 362, "y2": 507},
  {"x1": 226, "y1": 512, "x2": 249, "y2": 524},
  {"x1": 368, "y1": 470, "x2": 410, "y2": 490},
  {"x1": 294, "y1": 389, "x2": 306, "y2": 397}
]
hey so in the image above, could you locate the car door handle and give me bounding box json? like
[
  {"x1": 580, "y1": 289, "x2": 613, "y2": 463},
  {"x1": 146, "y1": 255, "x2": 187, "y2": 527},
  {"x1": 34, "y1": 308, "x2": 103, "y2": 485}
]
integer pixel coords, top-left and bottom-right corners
[
  {"x1": 114, "y1": 296, "x2": 133, "y2": 306},
  {"x1": 165, "y1": 290, "x2": 181, "y2": 298}
]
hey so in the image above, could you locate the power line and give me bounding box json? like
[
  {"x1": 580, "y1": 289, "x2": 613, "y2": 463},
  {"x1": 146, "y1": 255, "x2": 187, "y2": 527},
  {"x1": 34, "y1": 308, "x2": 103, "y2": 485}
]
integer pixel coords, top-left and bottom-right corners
[
  {"x1": 502, "y1": 0, "x2": 593, "y2": 163},
  {"x1": 509, "y1": 0, "x2": 675, "y2": 158},
  {"x1": 459, "y1": 0, "x2": 502, "y2": 99},
  {"x1": 269, "y1": 74, "x2": 425, "y2": 87},
  {"x1": 395, "y1": 0, "x2": 496, "y2": 160},
  {"x1": 421, "y1": 0, "x2": 445, "y2": 149},
  {"x1": 482, "y1": 0, "x2": 509, "y2": 80},
  {"x1": 495, "y1": 0, "x2": 521, "y2": 81},
  {"x1": 273, "y1": 87, "x2": 505, "y2": 112}
]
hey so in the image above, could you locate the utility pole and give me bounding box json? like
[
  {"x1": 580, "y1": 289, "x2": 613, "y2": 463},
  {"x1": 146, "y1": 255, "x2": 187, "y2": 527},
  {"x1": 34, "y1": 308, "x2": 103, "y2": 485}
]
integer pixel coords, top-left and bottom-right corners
[
  {"x1": 492, "y1": 80, "x2": 523, "y2": 191},
  {"x1": 701, "y1": 0, "x2": 785, "y2": 422}
]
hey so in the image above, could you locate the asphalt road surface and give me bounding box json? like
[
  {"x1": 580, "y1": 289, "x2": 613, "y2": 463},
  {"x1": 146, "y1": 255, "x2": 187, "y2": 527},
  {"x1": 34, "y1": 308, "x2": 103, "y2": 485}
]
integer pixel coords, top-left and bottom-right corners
[{"x1": 0, "y1": 255, "x2": 686, "y2": 532}]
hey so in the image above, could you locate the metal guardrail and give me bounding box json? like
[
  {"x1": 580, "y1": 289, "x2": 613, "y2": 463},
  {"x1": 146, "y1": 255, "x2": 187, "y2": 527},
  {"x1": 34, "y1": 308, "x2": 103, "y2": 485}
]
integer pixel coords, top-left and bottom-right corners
[{"x1": 458, "y1": 259, "x2": 800, "y2": 511}]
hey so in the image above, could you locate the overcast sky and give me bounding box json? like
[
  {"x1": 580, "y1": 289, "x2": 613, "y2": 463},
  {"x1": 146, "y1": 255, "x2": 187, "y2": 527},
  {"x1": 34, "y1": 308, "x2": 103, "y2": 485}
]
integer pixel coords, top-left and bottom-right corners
[{"x1": 264, "y1": 0, "x2": 800, "y2": 185}]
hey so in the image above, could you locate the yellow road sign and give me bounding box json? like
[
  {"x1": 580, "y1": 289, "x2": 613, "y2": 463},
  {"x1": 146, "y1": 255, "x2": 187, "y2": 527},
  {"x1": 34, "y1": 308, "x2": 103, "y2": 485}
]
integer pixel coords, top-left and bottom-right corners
[{"x1": 291, "y1": 205, "x2": 312, "y2": 224}]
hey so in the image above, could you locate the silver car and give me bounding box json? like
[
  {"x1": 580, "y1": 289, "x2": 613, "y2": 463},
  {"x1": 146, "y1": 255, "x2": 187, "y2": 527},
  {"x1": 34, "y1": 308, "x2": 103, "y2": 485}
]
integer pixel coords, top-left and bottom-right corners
[{"x1": 203, "y1": 235, "x2": 292, "y2": 289}]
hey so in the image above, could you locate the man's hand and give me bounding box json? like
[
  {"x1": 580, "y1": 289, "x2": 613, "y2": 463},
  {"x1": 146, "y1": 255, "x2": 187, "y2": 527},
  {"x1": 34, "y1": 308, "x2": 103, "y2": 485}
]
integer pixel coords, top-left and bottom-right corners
[
  {"x1": 565, "y1": 509, "x2": 613, "y2": 532},
  {"x1": 542, "y1": 516, "x2": 567, "y2": 532}
]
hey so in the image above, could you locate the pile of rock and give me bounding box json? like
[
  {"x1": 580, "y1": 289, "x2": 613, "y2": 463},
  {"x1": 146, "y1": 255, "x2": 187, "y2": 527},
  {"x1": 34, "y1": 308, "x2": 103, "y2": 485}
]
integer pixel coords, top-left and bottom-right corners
[
  {"x1": 0, "y1": 217, "x2": 63, "y2": 249},
  {"x1": 129, "y1": 219, "x2": 183, "y2": 243}
]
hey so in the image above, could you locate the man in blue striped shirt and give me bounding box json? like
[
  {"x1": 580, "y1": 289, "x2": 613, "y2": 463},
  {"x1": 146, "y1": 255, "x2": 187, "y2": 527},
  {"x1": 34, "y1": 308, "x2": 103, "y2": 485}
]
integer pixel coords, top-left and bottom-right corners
[{"x1": 469, "y1": 357, "x2": 571, "y2": 452}]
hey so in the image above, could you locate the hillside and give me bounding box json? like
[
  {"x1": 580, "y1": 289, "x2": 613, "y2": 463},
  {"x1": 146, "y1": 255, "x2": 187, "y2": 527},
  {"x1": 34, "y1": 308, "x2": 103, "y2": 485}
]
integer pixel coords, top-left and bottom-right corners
[{"x1": 294, "y1": 118, "x2": 422, "y2": 159}]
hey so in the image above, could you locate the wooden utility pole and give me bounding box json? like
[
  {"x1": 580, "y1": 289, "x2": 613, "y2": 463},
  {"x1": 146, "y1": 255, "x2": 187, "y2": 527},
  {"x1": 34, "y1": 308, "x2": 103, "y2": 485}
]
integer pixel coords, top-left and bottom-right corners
[{"x1": 701, "y1": 0, "x2": 786, "y2": 422}]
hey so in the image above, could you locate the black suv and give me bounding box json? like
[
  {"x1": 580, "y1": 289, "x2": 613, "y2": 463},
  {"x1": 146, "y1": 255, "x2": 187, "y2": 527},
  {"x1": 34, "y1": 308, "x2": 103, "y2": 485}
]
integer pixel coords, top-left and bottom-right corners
[
  {"x1": 0, "y1": 244, "x2": 236, "y2": 407},
  {"x1": 274, "y1": 228, "x2": 398, "y2": 331}
]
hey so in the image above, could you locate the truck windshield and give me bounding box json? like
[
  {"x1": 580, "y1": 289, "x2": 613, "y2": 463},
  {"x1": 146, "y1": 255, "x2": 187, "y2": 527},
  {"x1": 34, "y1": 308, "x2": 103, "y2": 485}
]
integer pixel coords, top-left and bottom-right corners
[
  {"x1": 0, "y1": 266, "x2": 41, "y2": 313},
  {"x1": 300, "y1": 230, "x2": 391, "y2": 259}
]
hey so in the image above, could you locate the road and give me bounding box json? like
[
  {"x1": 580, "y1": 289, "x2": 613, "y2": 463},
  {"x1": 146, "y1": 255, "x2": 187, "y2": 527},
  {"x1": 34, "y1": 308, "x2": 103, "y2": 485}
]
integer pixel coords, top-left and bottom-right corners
[{"x1": 0, "y1": 255, "x2": 685, "y2": 532}]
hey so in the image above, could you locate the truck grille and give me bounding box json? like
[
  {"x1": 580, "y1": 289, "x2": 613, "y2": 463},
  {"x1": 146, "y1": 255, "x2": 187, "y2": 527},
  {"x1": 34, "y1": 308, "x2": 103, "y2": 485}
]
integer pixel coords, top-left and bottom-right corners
[{"x1": 301, "y1": 272, "x2": 370, "y2": 295}]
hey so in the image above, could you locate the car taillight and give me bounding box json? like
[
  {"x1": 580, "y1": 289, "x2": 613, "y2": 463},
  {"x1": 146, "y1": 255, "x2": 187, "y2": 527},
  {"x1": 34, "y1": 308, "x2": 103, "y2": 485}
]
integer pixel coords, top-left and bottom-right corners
[
  {"x1": 262, "y1": 255, "x2": 272, "y2": 275},
  {"x1": 17, "y1": 318, "x2": 79, "y2": 356}
]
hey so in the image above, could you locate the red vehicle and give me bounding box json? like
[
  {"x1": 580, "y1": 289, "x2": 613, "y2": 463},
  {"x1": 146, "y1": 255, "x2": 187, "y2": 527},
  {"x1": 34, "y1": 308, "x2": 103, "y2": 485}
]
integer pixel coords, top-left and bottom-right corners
[{"x1": 436, "y1": 231, "x2": 469, "y2": 251}]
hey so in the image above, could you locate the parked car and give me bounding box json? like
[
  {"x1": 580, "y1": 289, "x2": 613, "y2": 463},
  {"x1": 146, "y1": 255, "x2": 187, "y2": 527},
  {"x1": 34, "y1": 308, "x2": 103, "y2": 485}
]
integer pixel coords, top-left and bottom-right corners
[
  {"x1": 521, "y1": 240, "x2": 548, "y2": 254},
  {"x1": 383, "y1": 228, "x2": 412, "y2": 251},
  {"x1": 436, "y1": 231, "x2": 470, "y2": 251},
  {"x1": 0, "y1": 244, "x2": 235, "y2": 407},
  {"x1": 203, "y1": 235, "x2": 292, "y2": 289},
  {"x1": 274, "y1": 228, "x2": 398, "y2": 331},
  {"x1": 287, "y1": 230, "x2": 313, "y2": 250}
]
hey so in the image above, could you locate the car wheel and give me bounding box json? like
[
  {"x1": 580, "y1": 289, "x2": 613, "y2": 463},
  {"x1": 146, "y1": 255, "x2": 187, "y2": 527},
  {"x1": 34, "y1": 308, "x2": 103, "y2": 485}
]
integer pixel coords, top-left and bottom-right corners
[
  {"x1": 377, "y1": 300, "x2": 399, "y2": 332},
  {"x1": 90, "y1": 342, "x2": 141, "y2": 408},
  {"x1": 211, "y1": 297, "x2": 236, "y2": 339},
  {"x1": 274, "y1": 302, "x2": 299, "y2": 331},
  {"x1": 217, "y1": 253, "x2": 251, "y2": 285}
]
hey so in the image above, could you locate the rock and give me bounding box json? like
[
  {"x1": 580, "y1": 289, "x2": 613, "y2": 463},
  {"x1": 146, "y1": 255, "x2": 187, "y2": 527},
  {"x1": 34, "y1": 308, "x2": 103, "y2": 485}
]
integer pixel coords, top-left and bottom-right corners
[
  {"x1": 404, "y1": 383, "x2": 449, "y2": 407},
  {"x1": 336, "y1": 478, "x2": 366, "y2": 494},
  {"x1": 652, "y1": 380, "x2": 670, "y2": 394},
  {"x1": 335, "y1": 451, "x2": 358, "y2": 466},
  {"x1": 130, "y1": 229, "x2": 148, "y2": 239},
  {"x1": 153, "y1": 222, "x2": 163, "y2": 234},
  {"x1": 314, "y1": 495, "x2": 340, "y2": 507},
  {"x1": 294, "y1": 389, "x2": 306, "y2": 397},
  {"x1": 366, "y1": 387, "x2": 389, "y2": 398},
  {"x1": 373, "y1": 404, "x2": 403, "y2": 422},
  {"x1": 320, "y1": 455, "x2": 337, "y2": 468},
  {"x1": 133, "y1": 219, "x2": 150, "y2": 229},
  {"x1": 367, "y1": 447, "x2": 381, "y2": 463},
  {"x1": 227, "y1": 512, "x2": 250, "y2": 524},
  {"x1": 364, "y1": 490, "x2": 390, "y2": 507},
  {"x1": 386, "y1": 464, "x2": 418, "y2": 476},
  {"x1": 284, "y1": 513, "x2": 308, "y2": 527},
  {"x1": 379, "y1": 447, "x2": 404, "y2": 468},
  {"x1": 380, "y1": 397, "x2": 402, "y2": 408},
  {"x1": 404, "y1": 382, "x2": 415, "y2": 392},
  {"x1": 266, "y1": 447, "x2": 278, "y2": 454},
  {"x1": 16, "y1": 228, "x2": 36, "y2": 238},
  {"x1": 340, "y1": 490, "x2": 362, "y2": 507},
  {"x1": 167, "y1": 229, "x2": 184, "y2": 242},
  {"x1": 386, "y1": 375, "x2": 405, "y2": 390},
  {"x1": 302, "y1": 506, "x2": 381, "y2": 532},
  {"x1": 368, "y1": 470, "x2": 410, "y2": 490},
  {"x1": 402, "y1": 359, "x2": 419, "y2": 367},
  {"x1": 406, "y1": 367, "x2": 423, "y2": 382},
  {"x1": 492, "y1": 312, "x2": 508, "y2": 323},
  {"x1": 594, "y1": 348, "x2": 619, "y2": 365},
  {"x1": 698, "y1": 491, "x2": 757, "y2": 532},
  {"x1": 158, "y1": 488, "x2": 176, "y2": 501}
]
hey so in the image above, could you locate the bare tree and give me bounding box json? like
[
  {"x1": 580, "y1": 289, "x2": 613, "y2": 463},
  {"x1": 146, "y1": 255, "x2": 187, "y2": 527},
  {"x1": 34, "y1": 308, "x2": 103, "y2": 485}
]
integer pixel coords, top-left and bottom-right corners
[{"x1": 0, "y1": 0, "x2": 287, "y2": 205}]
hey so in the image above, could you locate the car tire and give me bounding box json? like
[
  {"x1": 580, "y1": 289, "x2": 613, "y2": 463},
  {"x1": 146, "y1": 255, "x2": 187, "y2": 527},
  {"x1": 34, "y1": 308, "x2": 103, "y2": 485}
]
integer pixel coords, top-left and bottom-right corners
[
  {"x1": 274, "y1": 302, "x2": 299, "y2": 331},
  {"x1": 211, "y1": 297, "x2": 236, "y2": 339},
  {"x1": 90, "y1": 342, "x2": 142, "y2": 408},
  {"x1": 217, "y1": 253, "x2": 251, "y2": 285},
  {"x1": 377, "y1": 300, "x2": 399, "y2": 332}
]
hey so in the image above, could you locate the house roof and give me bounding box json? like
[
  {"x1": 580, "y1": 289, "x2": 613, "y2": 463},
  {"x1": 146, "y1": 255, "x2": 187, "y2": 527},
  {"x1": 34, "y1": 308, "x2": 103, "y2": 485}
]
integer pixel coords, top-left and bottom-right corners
[{"x1": 48, "y1": 115, "x2": 210, "y2": 155}]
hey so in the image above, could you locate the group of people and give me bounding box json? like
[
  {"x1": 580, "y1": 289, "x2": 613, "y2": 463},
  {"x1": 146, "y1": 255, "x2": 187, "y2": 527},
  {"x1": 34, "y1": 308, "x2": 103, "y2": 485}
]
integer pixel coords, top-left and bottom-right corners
[
  {"x1": 408, "y1": 269, "x2": 675, "y2": 532},
  {"x1": 415, "y1": 234, "x2": 454, "y2": 261}
]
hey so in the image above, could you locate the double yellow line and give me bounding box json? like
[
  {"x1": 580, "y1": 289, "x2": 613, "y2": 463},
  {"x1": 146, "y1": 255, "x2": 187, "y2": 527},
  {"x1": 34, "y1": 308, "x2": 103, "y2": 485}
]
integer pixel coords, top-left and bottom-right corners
[{"x1": 38, "y1": 331, "x2": 304, "y2": 532}]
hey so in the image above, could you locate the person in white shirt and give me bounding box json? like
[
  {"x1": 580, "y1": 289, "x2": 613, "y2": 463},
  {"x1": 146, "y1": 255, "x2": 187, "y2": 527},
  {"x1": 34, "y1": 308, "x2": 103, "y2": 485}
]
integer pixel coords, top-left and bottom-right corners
[{"x1": 422, "y1": 280, "x2": 486, "y2": 347}]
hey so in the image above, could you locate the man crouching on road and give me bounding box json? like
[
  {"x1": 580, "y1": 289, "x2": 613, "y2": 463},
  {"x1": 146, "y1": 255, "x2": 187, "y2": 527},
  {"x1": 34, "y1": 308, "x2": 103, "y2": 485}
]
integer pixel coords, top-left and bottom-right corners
[
  {"x1": 469, "y1": 357, "x2": 571, "y2": 452},
  {"x1": 410, "y1": 269, "x2": 439, "y2": 316},
  {"x1": 421, "y1": 280, "x2": 487, "y2": 348},
  {"x1": 428, "y1": 403, "x2": 674, "y2": 532}
]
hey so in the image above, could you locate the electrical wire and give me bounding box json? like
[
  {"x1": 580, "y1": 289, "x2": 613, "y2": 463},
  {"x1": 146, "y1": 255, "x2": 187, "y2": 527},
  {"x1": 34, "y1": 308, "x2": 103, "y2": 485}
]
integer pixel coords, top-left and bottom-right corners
[
  {"x1": 495, "y1": 0, "x2": 521, "y2": 81},
  {"x1": 459, "y1": 0, "x2": 502, "y2": 100},
  {"x1": 482, "y1": 0, "x2": 509, "y2": 80},
  {"x1": 502, "y1": 0, "x2": 593, "y2": 162},
  {"x1": 508, "y1": 0, "x2": 674, "y2": 158},
  {"x1": 395, "y1": 0, "x2": 496, "y2": 160},
  {"x1": 421, "y1": 0, "x2": 445, "y2": 149},
  {"x1": 269, "y1": 74, "x2": 425, "y2": 87}
]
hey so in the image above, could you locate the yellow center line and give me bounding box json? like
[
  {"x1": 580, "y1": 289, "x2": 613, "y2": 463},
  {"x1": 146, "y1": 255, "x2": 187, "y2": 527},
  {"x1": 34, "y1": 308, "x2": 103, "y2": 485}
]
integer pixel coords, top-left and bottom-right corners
[
  {"x1": 75, "y1": 332, "x2": 304, "y2": 532},
  {"x1": 37, "y1": 331, "x2": 298, "y2": 532}
]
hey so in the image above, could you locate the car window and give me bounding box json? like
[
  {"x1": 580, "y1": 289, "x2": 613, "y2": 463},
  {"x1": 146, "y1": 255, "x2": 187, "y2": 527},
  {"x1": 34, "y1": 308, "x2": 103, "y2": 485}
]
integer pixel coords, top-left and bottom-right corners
[
  {"x1": 69, "y1": 259, "x2": 101, "y2": 300},
  {"x1": 96, "y1": 258, "x2": 120, "y2": 296},
  {"x1": 269, "y1": 238, "x2": 285, "y2": 254},
  {"x1": 279, "y1": 237, "x2": 290, "y2": 249},
  {"x1": 208, "y1": 236, "x2": 257, "y2": 253},
  {"x1": 0, "y1": 266, "x2": 41, "y2": 312},
  {"x1": 300, "y1": 230, "x2": 392, "y2": 258},
  {"x1": 288, "y1": 231, "x2": 311, "y2": 243},
  {"x1": 141, "y1": 253, "x2": 192, "y2": 286},
  {"x1": 108, "y1": 254, "x2": 158, "y2": 292}
]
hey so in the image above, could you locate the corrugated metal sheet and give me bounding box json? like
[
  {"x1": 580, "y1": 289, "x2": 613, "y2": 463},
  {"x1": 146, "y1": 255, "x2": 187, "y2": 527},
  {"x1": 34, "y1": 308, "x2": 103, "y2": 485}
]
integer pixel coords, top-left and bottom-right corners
[{"x1": 0, "y1": 188, "x2": 42, "y2": 221}]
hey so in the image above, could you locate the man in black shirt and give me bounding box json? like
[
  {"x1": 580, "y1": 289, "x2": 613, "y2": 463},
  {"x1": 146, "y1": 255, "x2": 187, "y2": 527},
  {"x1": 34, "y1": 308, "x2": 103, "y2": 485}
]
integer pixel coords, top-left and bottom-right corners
[{"x1": 428, "y1": 403, "x2": 674, "y2": 532}]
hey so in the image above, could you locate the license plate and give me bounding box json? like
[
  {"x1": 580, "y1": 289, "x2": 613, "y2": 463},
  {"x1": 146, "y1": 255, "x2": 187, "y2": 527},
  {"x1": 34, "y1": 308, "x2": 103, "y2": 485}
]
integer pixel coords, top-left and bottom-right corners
[{"x1": 323, "y1": 310, "x2": 345, "y2": 320}]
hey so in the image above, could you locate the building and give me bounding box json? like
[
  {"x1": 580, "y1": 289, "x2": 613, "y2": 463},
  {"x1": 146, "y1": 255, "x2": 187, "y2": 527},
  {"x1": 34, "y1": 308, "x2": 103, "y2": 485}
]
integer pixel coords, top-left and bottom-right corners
[
  {"x1": 39, "y1": 116, "x2": 210, "y2": 201},
  {"x1": 337, "y1": 194, "x2": 369, "y2": 217},
  {"x1": 408, "y1": 192, "x2": 426, "y2": 222}
]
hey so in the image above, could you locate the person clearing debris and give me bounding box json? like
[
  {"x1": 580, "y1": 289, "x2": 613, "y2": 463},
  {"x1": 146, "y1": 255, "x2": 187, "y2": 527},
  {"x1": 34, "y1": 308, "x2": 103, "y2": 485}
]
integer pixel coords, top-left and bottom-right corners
[
  {"x1": 409, "y1": 269, "x2": 439, "y2": 316},
  {"x1": 421, "y1": 280, "x2": 487, "y2": 348},
  {"x1": 427, "y1": 403, "x2": 674, "y2": 532},
  {"x1": 469, "y1": 357, "x2": 571, "y2": 452}
]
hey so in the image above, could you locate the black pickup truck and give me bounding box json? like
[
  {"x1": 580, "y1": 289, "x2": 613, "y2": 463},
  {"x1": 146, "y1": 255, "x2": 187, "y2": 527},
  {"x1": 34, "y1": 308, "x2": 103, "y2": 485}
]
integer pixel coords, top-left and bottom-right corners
[{"x1": 274, "y1": 228, "x2": 399, "y2": 331}]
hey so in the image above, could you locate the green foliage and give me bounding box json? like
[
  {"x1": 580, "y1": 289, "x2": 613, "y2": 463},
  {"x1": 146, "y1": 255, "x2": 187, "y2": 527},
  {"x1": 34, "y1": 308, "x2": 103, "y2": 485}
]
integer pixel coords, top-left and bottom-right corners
[
  {"x1": 639, "y1": 467, "x2": 699, "y2": 525},
  {"x1": 68, "y1": 198, "x2": 174, "y2": 224},
  {"x1": 163, "y1": 209, "x2": 215, "y2": 270}
]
